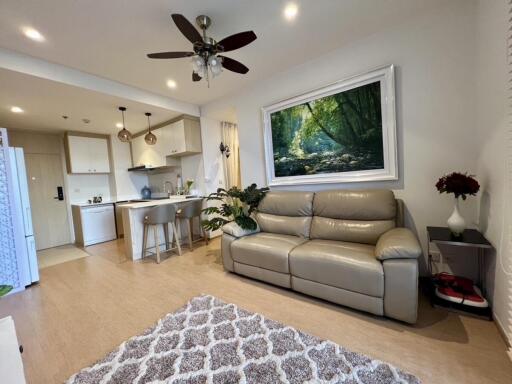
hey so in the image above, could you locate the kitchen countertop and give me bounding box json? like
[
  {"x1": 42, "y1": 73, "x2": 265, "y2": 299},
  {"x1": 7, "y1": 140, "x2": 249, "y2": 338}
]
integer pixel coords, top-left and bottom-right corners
[
  {"x1": 71, "y1": 200, "x2": 117, "y2": 208},
  {"x1": 71, "y1": 195, "x2": 201, "y2": 208},
  {"x1": 119, "y1": 196, "x2": 202, "y2": 209}
]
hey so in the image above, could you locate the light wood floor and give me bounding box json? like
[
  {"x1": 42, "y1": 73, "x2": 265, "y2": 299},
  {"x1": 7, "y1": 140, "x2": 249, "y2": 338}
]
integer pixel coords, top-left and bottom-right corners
[
  {"x1": 0, "y1": 238, "x2": 511, "y2": 383},
  {"x1": 37, "y1": 244, "x2": 89, "y2": 269}
]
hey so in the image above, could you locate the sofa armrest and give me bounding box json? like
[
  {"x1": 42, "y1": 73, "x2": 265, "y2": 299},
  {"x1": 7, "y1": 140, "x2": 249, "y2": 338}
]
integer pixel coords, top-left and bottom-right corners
[
  {"x1": 375, "y1": 228, "x2": 421, "y2": 261},
  {"x1": 222, "y1": 222, "x2": 260, "y2": 238}
]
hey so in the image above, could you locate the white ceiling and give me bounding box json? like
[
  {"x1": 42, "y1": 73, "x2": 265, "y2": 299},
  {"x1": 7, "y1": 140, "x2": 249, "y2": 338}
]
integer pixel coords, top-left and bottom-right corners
[
  {"x1": 0, "y1": 68, "x2": 181, "y2": 134},
  {"x1": 0, "y1": 0, "x2": 448, "y2": 106}
]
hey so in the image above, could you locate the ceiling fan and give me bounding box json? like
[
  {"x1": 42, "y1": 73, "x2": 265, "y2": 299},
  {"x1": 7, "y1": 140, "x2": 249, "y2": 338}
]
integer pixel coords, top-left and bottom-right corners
[{"x1": 147, "y1": 14, "x2": 257, "y2": 85}]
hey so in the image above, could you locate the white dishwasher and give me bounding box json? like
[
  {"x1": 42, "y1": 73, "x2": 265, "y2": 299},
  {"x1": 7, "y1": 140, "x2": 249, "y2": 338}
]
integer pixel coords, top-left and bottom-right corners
[{"x1": 80, "y1": 204, "x2": 117, "y2": 246}]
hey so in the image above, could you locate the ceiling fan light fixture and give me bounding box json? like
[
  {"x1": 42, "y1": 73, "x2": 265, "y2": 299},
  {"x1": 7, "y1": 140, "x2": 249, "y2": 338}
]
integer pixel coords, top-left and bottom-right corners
[
  {"x1": 148, "y1": 14, "x2": 256, "y2": 85},
  {"x1": 144, "y1": 112, "x2": 157, "y2": 145},
  {"x1": 191, "y1": 56, "x2": 206, "y2": 77},
  {"x1": 208, "y1": 55, "x2": 223, "y2": 77},
  {"x1": 117, "y1": 106, "x2": 132, "y2": 142}
]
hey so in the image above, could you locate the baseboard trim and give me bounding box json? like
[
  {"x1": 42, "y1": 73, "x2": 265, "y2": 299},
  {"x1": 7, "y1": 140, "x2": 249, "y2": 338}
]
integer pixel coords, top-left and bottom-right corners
[{"x1": 493, "y1": 311, "x2": 511, "y2": 349}]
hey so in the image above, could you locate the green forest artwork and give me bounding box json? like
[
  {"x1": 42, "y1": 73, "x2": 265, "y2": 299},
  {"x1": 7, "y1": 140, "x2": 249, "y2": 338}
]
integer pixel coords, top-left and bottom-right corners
[{"x1": 271, "y1": 81, "x2": 384, "y2": 177}]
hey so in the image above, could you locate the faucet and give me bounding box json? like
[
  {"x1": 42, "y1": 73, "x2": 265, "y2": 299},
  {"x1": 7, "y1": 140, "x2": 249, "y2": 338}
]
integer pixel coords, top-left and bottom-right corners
[{"x1": 163, "y1": 181, "x2": 174, "y2": 197}]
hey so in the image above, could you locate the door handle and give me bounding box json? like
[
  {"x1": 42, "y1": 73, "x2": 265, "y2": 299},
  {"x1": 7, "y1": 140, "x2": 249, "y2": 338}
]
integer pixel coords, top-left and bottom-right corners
[{"x1": 55, "y1": 186, "x2": 64, "y2": 201}]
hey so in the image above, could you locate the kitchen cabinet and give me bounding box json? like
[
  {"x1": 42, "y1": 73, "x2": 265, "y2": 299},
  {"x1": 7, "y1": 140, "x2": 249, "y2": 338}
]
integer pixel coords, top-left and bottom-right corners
[
  {"x1": 168, "y1": 118, "x2": 202, "y2": 156},
  {"x1": 65, "y1": 134, "x2": 111, "y2": 174},
  {"x1": 72, "y1": 204, "x2": 117, "y2": 246},
  {"x1": 130, "y1": 117, "x2": 201, "y2": 168}
]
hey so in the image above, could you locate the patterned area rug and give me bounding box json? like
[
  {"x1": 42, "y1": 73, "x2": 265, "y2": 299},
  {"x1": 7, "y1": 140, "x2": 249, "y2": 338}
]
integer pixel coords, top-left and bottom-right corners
[{"x1": 66, "y1": 295, "x2": 420, "y2": 384}]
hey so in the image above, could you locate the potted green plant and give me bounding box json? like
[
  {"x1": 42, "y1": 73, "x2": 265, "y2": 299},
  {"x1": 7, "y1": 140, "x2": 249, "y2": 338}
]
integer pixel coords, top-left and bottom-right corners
[
  {"x1": 0, "y1": 285, "x2": 13, "y2": 297},
  {"x1": 201, "y1": 183, "x2": 269, "y2": 231}
]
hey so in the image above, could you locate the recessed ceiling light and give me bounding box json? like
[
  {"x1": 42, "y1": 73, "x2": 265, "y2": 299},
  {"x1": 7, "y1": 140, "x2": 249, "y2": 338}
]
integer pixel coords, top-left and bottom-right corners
[
  {"x1": 284, "y1": 3, "x2": 299, "y2": 21},
  {"x1": 10, "y1": 106, "x2": 24, "y2": 113},
  {"x1": 116, "y1": 122, "x2": 124, "y2": 128},
  {"x1": 166, "y1": 79, "x2": 177, "y2": 89},
  {"x1": 22, "y1": 27, "x2": 45, "y2": 42}
]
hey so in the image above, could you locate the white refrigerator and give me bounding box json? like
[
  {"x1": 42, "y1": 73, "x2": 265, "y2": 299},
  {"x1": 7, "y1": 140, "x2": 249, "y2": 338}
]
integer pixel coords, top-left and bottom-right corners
[{"x1": 0, "y1": 128, "x2": 38, "y2": 293}]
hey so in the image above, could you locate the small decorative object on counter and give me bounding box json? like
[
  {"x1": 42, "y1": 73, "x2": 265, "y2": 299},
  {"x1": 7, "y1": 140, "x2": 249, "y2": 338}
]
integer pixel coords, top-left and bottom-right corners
[
  {"x1": 176, "y1": 174, "x2": 184, "y2": 195},
  {"x1": 201, "y1": 183, "x2": 269, "y2": 231},
  {"x1": 92, "y1": 194, "x2": 103, "y2": 204},
  {"x1": 436, "y1": 172, "x2": 480, "y2": 236},
  {"x1": 141, "y1": 185, "x2": 152, "y2": 199},
  {"x1": 184, "y1": 179, "x2": 194, "y2": 194}
]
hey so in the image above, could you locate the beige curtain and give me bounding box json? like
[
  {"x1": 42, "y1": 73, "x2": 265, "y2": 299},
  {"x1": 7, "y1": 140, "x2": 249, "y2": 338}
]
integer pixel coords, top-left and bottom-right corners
[{"x1": 221, "y1": 121, "x2": 241, "y2": 188}]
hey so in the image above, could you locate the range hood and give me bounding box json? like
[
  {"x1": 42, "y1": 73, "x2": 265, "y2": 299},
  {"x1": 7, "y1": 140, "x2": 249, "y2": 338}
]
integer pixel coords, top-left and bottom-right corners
[{"x1": 128, "y1": 165, "x2": 177, "y2": 173}]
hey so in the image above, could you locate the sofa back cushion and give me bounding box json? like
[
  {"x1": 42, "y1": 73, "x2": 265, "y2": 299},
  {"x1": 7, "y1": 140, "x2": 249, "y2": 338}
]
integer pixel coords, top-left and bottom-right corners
[
  {"x1": 256, "y1": 191, "x2": 314, "y2": 238},
  {"x1": 311, "y1": 189, "x2": 397, "y2": 244}
]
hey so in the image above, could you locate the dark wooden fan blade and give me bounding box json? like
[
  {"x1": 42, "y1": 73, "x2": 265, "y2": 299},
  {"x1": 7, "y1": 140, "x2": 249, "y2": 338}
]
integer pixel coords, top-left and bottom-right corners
[
  {"x1": 217, "y1": 31, "x2": 257, "y2": 52},
  {"x1": 192, "y1": 72, "x2": 202, "y2": 82},
  {"x1": 219, "y1": 56, "x2": 249, "y2": 74},
  {"x1": 147, "y1": 51, "x2": 195, "y2": 59},
  {"x1": 171, "y1": 14, "x2": 202, "y2": 44}
]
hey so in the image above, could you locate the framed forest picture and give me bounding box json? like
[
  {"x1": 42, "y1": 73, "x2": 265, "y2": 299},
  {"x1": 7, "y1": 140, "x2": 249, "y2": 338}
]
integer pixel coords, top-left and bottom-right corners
[{"x1": 262, "y1": 65, "x2": 397, "y2": 186}]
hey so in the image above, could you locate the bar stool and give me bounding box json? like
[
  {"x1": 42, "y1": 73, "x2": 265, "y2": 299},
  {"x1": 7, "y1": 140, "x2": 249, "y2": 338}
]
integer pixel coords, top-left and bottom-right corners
[
  {"x1": 176, "y1": 200, "x2": 209, "y2": 250},
  {"x1": 141, "y1": 205, "x2": 181, "y2": 263}
]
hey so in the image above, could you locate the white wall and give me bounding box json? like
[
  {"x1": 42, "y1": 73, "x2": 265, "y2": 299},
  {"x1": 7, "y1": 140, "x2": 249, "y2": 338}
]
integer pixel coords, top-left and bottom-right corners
[
  {"x1": 475, "y1": 0, "x2": 511, "y2": 346},
  {"x1": 201, "y1": 1, "x2": 479, "y2": 272},
  {"x1": 67, "y1": 173, "x2": 112, "y2": 203}
]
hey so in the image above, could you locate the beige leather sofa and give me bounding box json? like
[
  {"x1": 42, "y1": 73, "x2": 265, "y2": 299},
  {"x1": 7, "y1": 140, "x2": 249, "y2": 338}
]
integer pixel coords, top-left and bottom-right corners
[{"x1": 221, "y1": 190, "x2": 422, "y2": 324}]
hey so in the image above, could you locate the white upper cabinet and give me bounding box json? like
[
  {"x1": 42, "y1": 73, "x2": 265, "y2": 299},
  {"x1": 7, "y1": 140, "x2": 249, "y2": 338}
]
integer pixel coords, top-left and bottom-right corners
[
  {"x1": 168, "y1": 118, "x2": 202, "y2": 156},
  {"x1": 66, "y1": 134, "x2": 111, "y2": 174},
  {"x1": 130, "y1": 117, "x2": 201, "y2": 167}
]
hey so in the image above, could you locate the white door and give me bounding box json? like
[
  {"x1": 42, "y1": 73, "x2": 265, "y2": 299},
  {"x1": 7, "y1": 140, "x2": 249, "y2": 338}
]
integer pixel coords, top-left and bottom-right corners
[{"x1": 25, "y1": 153, "x2": 71, "y2": 250}]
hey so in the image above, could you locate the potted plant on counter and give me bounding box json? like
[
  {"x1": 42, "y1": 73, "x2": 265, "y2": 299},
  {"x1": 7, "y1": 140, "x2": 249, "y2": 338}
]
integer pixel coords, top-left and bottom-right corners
[
  {"x1": 436, "y1": 172, "x2": 480, "y2": 236},
  {"x1": 201, "y1": 183, "x2": 269, "y2": 231}
]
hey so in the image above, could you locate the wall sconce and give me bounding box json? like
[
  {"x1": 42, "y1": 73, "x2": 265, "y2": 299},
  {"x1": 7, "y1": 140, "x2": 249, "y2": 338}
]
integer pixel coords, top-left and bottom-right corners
[{"x1": 219, "y1": 142, "x2": 231, "y2": 158}]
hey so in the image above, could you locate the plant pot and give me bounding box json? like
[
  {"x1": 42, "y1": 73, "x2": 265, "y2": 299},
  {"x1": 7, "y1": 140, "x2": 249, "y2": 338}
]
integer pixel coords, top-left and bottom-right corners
[{"x1": 447, "y1": 197, "x2": 466, "y2": 236}]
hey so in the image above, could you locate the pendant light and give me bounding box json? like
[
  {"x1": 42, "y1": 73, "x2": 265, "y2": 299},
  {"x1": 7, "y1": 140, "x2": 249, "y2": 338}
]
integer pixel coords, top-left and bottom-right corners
[
  {"x1": 144, "y1": 112, "x2": 157, "y2": 145},
  {"x1": 117, "y1": 106, "x2": 132, "y2": 142}
]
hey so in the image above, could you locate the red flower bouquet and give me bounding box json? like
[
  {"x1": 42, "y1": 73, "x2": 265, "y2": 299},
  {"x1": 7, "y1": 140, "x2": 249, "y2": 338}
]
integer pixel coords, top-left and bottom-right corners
[{"x1": 436, "y1": 172, "x2": 480, "y2": 200}]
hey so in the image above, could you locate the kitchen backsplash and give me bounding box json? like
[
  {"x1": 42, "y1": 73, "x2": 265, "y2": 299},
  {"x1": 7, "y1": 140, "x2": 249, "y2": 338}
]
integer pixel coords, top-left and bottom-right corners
[
  {"x1": 147, "y1": 168, "x2": 182, "y2": 194},
  {"x1": 68, "y1": 173, "x2": 112, "y2": 203}
]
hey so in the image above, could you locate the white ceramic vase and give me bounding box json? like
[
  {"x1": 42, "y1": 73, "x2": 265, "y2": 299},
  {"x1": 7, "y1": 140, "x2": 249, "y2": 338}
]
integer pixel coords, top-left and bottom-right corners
[{"x1": 447, "y1": 197, "x2": 466, "y2": 236}]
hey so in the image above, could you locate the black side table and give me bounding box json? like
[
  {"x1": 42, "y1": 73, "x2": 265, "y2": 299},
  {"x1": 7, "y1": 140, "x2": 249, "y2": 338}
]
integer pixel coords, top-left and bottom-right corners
[{"x1": 426, "y1": 226, "x2": 494, "y2": 319}]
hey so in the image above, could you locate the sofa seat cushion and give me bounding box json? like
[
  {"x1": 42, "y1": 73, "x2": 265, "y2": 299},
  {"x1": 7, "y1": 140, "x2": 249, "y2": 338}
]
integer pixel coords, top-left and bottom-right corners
[
  {"x1": 231, "y1": 233, "x2": 307, "y2": 273},
  {"x1": 289, "y1": 240, "x2": 384, "y2": 297}
]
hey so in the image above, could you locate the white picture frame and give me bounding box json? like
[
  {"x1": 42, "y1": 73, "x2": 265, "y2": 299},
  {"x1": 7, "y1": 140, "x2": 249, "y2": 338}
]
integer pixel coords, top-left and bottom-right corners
[{"x1": 262, "y1": 64, "x2": 397, "y2": 186}]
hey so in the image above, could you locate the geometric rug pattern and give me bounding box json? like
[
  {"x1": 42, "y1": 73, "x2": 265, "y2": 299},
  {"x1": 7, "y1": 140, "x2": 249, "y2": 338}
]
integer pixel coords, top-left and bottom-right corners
[{"x1": 66, "y1": 295, "x2": 420, "y2": 383}]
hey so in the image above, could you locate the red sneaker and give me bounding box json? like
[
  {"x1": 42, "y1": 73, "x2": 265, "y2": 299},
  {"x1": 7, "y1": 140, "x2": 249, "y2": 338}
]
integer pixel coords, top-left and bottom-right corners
[{"x1": 433, "y1": 273, "x2": 488, "y2": 308}]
